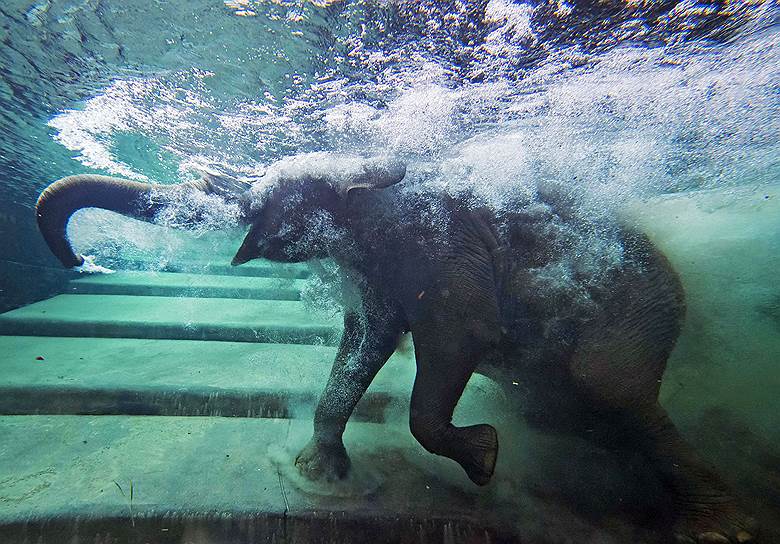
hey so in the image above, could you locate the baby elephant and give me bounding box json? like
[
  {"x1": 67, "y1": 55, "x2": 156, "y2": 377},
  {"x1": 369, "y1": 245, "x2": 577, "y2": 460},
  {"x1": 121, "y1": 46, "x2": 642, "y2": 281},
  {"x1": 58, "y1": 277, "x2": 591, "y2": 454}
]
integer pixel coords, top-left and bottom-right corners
[{"x1": 36, "y1": 154, "x2": 756, "y2": 543}]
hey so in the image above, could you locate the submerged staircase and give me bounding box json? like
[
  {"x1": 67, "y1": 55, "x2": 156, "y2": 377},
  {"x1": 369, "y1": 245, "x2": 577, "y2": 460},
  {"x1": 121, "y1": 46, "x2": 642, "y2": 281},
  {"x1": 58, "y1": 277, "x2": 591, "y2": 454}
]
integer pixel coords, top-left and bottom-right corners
[{"x1": 0, "y1": 249, "x2": 516, "y2": 543}]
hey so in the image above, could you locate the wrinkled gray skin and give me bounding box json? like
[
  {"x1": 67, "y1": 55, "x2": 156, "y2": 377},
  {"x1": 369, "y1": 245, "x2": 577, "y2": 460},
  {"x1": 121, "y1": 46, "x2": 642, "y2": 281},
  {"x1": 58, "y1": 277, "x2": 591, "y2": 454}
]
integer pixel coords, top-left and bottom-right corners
[{"x1": 36, "y1": 156, "x2": 756, "y2": 544}]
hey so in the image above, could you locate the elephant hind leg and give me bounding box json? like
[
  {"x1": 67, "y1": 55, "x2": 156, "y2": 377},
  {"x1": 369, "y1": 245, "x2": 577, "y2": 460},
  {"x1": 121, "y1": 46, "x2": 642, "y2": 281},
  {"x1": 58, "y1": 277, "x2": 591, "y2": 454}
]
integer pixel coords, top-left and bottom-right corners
[
  {"x1": 571, "y1": 351, "x2": 756, "y2": 542},
  {"x1": 409, "y1": 339, "x2": 499, "y2": 486},
  {"x1": 452, "y1": 424, "x2": 498, "y2": 486},
  {"x1": 568, "y1": 306, "x2": 755, "y2": 537},
  {"x1": 411, "y1": 418, "x2": 498, "y2": 486},
  {"x1": 630, "y1": 404, "x2": 757, "y2": 543}
]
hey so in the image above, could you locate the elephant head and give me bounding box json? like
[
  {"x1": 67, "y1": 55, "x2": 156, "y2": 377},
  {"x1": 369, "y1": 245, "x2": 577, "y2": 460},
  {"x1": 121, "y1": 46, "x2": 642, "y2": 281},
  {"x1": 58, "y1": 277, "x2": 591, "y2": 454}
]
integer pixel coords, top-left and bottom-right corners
[
  {"x1": 231, "y1": 154, "x2": 406, "y2": 265},
  {"x1": 35, "y1": 155, "x2": 404, "y2": 270}
]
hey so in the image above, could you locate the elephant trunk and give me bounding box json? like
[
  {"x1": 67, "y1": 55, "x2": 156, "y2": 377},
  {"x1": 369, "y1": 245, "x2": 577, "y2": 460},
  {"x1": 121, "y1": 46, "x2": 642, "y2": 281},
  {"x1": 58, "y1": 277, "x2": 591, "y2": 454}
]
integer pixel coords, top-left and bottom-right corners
[{"x1": 36, "y1": 174, "x2": 207, "y2": 268}]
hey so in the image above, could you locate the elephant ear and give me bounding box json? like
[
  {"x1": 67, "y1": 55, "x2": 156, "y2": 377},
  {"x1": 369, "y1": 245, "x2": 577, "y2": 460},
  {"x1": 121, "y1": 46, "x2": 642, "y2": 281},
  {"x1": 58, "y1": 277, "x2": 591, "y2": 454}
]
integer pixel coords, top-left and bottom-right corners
[
  {"x1": 334, "y1": 156, "x2": 407, "y2": 197},
  {"x1": 194, "y1": 168, "x2": 260, "y2": 220},
  {"x1": 256, "y1": 153, "x2": 406, "y2": 202},
  {"x1": 196, "y1": 169, "x2": 255, "y2": 201}
]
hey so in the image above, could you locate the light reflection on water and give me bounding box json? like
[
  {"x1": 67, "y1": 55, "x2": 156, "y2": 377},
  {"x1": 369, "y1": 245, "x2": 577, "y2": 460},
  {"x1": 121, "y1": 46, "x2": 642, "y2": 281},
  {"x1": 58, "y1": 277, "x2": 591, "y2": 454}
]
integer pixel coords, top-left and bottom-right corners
[{"x1": 1, "y1": 1, "x2": 776, "y2": 200}]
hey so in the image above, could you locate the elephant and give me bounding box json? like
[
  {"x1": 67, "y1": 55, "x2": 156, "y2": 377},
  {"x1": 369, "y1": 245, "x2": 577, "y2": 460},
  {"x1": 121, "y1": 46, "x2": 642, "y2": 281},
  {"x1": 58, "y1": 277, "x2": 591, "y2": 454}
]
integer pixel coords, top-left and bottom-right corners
[{"x1": 35, "y1": 154, "x2": 756, "y2": 543}]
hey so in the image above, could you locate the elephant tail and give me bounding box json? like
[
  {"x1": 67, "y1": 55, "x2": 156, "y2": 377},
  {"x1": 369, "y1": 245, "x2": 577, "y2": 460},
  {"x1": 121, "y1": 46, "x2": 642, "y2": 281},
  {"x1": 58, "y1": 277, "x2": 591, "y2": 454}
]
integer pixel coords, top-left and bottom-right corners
[{"x1": 35, "y1": 174, "x2": 208, "y2": 268}]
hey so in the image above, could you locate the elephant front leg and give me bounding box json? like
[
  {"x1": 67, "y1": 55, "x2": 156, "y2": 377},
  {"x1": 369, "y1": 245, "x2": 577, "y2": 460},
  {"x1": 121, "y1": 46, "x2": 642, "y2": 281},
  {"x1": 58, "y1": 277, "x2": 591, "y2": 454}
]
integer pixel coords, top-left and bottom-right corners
[
  {"x1": 409, "y1": 337, "x2": 499, "y2": 486},
  {"x1": 296, "y1": 307, "x2": 404, "y2": 482}
]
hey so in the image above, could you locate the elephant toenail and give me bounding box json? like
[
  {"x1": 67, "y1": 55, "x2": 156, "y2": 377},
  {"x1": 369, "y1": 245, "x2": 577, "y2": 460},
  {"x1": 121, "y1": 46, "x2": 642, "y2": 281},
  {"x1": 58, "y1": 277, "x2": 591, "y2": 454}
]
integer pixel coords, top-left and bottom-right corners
[
  {"x1": 736, "y1": 531, "x2": 754, "y2": 543},
  {"x1": 697, "y1": 532, "x2": 729, "y2": 544}
]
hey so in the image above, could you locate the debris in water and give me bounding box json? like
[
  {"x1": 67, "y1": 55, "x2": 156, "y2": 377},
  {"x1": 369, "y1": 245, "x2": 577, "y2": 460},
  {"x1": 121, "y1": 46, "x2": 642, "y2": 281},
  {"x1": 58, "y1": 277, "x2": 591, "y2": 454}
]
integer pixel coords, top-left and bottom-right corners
[{"x1": 35, "y1": 356, "x2": 44, "y2": 361}]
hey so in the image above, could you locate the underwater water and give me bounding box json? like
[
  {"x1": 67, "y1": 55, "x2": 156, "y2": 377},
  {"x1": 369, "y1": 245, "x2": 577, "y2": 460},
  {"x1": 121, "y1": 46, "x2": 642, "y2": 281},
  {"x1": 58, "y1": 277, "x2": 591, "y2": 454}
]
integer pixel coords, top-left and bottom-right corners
[{"x1": 0, "y1": 0, "x2": 778, "y2": 543}]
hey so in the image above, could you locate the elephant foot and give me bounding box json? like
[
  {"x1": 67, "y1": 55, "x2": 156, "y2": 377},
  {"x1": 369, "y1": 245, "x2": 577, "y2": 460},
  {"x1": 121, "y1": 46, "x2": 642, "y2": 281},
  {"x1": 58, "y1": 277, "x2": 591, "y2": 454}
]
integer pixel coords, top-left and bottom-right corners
[
  {"x1": 294, "y1": 437, "x2": 351, "y2": 482},
  {"x1": 673, "y1": 498, "x2": 757, "y2": 544},
  {"x1": 452, "y1": 424, "x2": 499, "y2": 486}
]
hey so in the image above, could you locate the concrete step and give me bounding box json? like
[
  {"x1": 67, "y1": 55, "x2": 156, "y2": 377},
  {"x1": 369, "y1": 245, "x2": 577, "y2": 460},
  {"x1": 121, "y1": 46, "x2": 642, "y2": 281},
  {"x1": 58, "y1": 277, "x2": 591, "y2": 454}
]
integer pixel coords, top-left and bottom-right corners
[
  {"x1": 0, "y1": 295, "x2": 341, "y2": 345},
  {"x1": 0, "y1": 415, "x2": 518, "y2": 543},
  {"x1": 117, "y1": 258, "x2": 312, "y2": 278},
  {"x1": 68, "y1": 271, "x2": 304, "y2": 300},
  {"x1": 0, "y1": 336, "x2": 414, "y2": 421}
]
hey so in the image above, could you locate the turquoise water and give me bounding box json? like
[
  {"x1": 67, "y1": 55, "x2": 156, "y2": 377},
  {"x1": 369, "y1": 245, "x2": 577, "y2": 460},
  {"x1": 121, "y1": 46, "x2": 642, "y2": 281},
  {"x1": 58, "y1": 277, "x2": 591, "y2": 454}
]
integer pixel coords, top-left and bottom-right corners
[{"x1": 0, "y1": 1, "x2": 778, "y2": 543}]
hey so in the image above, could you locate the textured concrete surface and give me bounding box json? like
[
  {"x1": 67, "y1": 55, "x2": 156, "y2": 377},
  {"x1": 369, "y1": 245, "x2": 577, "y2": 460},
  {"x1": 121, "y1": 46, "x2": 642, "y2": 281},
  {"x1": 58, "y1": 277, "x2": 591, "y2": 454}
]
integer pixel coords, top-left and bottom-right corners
[
  {"x1": 0, "y1": 416, "x2": 520, "y2": 543},
  {"x1": 69, "y1": 271, "x2": 305, "y2": 299},
  {"x1": 0, "y1": 336, "x2": 415, "y2": 421},
  {"x1": 0, "y1": 410, "x2": 669, "y2": 544},
  {"x1": 119, "y1": 258, "x2": 311, "y2": 278},
  {"x1": 0, "y1": 294, "x2": 341, "y2": 345}
]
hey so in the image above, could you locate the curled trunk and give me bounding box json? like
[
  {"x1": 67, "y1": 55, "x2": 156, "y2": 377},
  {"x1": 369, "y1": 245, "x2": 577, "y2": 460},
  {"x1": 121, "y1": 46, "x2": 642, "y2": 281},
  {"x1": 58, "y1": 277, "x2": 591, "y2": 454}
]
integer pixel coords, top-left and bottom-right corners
[{"x1": 35, "y1": 174, "x2": 207, "y2": 268}]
